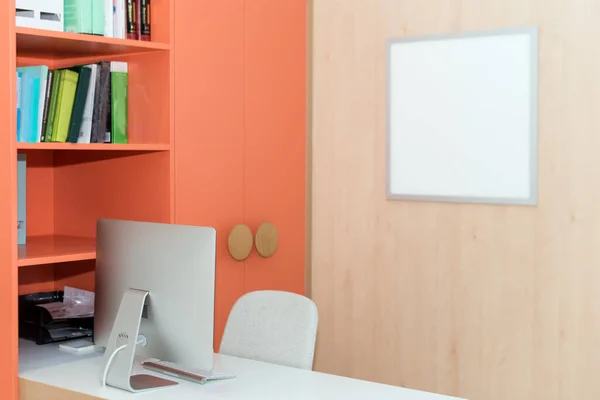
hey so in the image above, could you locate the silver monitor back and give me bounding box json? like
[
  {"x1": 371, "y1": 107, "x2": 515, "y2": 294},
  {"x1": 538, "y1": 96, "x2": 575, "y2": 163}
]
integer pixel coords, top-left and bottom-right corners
[{"x1": 94, "y1": 219, "x2": 216, "y2": 371}]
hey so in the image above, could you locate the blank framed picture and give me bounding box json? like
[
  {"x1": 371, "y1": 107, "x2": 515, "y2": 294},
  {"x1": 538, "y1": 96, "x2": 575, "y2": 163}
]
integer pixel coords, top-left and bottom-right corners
[{"x1": 386, "y1": 27, "x2": 538, "y2": 205}]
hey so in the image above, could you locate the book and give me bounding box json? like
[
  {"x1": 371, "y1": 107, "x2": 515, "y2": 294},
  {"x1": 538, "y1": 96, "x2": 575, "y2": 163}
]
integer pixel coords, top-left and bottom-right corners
[
  {"x1": 28, "y1": 76, "x2": 41, "y2": 142},
  {"x1": 140, "y1": 0, "x2": 150, "y2": 41},
  {"x1": 105, "y1": 72, "x2": 112, "y2": 143},
  {"x1": 36, "y1": 67, "x2": 49, "y2": 142},
  {"x1": 16, "y1": 68, "x2": 40, "y2": 142},
  {"x1": 104, "y1": 0, "x2": 114, "y2": 37},
  {"x1": 45, "y1": 70, "x2": 62, "y2": 142},
  {"x1": 92, "y1": 0, "x2": 105, "y2": 35},
  {"x1": 64, "y1": 0, "x2": 94, "y2": 34},
  {"x1": 66, "y1": 66, "x2": 92, "y2": 143},
  {"x1": 17, "y1": 65, "x2": 48, "y2": 142},
  {"x1": 126, "y1": 0, "x2": 138, "y2": 40},
  {"x1": 17, "y1": 70, "x2": 30, "y2": 142},
  {"x1": 135, "y1": 0, "x2": 141, "y2": 40},
  {"x1": 40, "y1": 70, "x2": 53, "y2": 142},
  {"x1": 17, "y1": 154, "x2": 26, "y2": 245},
  {"x1": 114, "y1": 0, "x2": 126, "y2": 39},
  {"x1": 110, "y1": 62, "x2": 128, "y2": 144},
  {"x1": 78, "y1": 64, "x2": 99, "y2": 143},
  {"x1": 16, "y1": 71, "x2": 21, "y2": 141},
  {"x1": 53, "y1": 70, "x2": 79, "y2": 143},
  {"x1": 91, "y1": 61, "x2": 111, "y2": 143}
]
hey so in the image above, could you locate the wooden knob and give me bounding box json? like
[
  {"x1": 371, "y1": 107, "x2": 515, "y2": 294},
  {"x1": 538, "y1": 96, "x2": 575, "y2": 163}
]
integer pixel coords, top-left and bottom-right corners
[
  {"x1": 255, "y1": 222, "x2": 278, "y2": 258},
  {"x1": 228, "y1": 224, "x2": 253, "y2": 261}
]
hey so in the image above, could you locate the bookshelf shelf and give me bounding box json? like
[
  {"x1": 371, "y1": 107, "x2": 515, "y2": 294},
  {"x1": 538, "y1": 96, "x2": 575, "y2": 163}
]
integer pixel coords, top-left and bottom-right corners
[
  {"x1": 18, "y1": 235, "x2": 96, "y2": 267},
  {"x1": 16, "y1": 143, "x2": 170, "y2": 151},
  {"x1": 16, "y1": 27, "x2": 170, "y2": 59}
]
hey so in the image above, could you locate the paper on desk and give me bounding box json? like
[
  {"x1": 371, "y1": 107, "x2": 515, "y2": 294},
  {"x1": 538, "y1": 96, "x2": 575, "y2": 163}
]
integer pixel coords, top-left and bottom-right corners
[
  {"x1": 64, "y1": 286, "x2": 95, "y2": 309},
  {"x1": 38, "y1": 286, "x2": 95, "y2": 320}
]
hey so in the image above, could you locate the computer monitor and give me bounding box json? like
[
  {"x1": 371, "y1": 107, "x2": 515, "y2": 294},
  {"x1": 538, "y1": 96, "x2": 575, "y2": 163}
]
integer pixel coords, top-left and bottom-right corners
[{"x1": 94, "y1": 219, "x2": 216, "y2": 392}]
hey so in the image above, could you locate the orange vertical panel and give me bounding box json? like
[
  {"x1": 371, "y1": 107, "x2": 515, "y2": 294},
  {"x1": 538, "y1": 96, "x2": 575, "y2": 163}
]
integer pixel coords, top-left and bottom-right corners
[
  {"x1": 54, "y1": 260, "x2": 96, "y2": 292},
  {"x1": 53, "y1": 151, "x2": 171, "y2": 239},
  {"x1": 174, "y1": 0, "x2": 246, "y2": 349},
  {"x1": 0, "y1": 1, "x2": 18, "y2": 397},
  {"x1": 21, "y1": 151, "x2": 54, "y2": 236},
  {"x1": 244, "y1": 1, "x2": 306, "y2": 294},
  {"x1": 149, "y1": 0, "x2": 171, "y2": 45},
  {"x1": 123, "y1": 52, "x2": 171, "y2": 145},
  {"x1": 18, "y1": 266, "x2": 55, "y2": 295}
]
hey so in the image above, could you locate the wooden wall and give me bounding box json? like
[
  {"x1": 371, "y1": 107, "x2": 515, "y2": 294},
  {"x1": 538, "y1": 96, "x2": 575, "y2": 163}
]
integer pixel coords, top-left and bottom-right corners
[{"x1": 311, "y1": 1, "x2": 600, "y2": 399}]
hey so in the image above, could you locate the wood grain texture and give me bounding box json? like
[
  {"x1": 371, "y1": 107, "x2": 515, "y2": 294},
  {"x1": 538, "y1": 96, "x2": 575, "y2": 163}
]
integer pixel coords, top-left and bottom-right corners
[
  {"x1": 229, "y1": 224, "x2": 254, "y2": 261},
  {"x1": 19, "y1": 378, "x2": 104, "y2": 400},
  {"x1": 255, "y1": 222, "x2": 278, "y2": 258},
  {"x1": 311, "y1": 1, "x2": 600, "y2": 400}
]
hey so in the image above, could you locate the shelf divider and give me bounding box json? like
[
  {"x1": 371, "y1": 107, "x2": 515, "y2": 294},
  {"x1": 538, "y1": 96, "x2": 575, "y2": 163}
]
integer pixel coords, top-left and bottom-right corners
[
  {"x1": 16, "y1": 27, "x2": 170, "y2": 58},
  {"x1": 18, "y1": 235, "x2": 96, "y2": 267}
]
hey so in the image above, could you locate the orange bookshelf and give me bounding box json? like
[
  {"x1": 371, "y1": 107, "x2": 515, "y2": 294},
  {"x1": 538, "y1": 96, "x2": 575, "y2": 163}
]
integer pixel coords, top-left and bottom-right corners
[
  {"x1": 0, "y1": 0, "x2": 175, "y2": 395},
  {"x1": 17, "y1": 235, "x2": 96, "y2": 267}
]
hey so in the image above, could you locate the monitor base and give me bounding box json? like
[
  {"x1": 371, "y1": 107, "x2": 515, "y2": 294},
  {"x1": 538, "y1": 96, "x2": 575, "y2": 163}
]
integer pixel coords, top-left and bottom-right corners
[
  {"x1": 130, "y1": 374, "x2": 179, "y2": 391},
  {"x1": 102, "y1": 289, "x2": 178, "y2": 392}
]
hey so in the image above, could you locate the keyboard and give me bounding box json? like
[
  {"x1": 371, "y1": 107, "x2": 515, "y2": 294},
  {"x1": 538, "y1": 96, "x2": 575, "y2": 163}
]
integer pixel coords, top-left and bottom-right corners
[{"x1": 141, "y1": 359, "x2": 235, "y2": 385}]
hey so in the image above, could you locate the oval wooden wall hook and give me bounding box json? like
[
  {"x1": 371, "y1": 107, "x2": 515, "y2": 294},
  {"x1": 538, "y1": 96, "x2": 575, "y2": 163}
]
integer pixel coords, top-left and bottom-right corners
[
  {"x1": 255, "y1": 222, "x2": 278, "y2": 258},
  {"x1": 228, "y1": 224, "x2": 253, "y2": 261}
]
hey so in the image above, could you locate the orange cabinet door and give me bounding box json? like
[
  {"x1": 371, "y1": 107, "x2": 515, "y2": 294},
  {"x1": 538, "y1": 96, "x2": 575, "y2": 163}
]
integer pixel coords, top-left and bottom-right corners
[
  {"x1": 244, "y1": 0, "x2": 307, "y2": 294},
  {"x1": 174, "y1": 0, "x2": 246, "y2": 349}
]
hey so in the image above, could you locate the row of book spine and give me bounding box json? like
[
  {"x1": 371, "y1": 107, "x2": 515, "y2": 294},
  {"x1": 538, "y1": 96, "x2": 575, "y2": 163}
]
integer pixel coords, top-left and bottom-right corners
[
  {"x1": 64, "y1": 0, "x2": 151, "y2": 41},
  {"x1": 16, "y1": 62, "x2": 128, "y2": 144}
]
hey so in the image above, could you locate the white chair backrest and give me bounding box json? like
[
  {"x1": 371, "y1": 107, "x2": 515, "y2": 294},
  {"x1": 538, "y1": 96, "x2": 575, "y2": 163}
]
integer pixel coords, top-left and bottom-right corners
[{"x1": 219, "y1": 290, "x2": 318, "y2": 370}]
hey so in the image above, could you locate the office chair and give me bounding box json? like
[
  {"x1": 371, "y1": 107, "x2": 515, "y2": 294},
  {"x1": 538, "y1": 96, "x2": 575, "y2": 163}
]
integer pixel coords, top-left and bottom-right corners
[{"x1": 219, "y1": 290, "x2": 318, "y2": 370}]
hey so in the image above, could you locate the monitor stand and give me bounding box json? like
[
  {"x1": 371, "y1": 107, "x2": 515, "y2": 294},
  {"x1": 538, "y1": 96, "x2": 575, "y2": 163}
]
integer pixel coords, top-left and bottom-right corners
[{"x1": 102, "y1": 289, "x2": 178, "y2": 392}]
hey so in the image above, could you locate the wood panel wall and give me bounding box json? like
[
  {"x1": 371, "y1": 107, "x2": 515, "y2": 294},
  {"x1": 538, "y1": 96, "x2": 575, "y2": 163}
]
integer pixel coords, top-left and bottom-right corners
[{"x1": 311, "y1": 1, "x2": 600, "y2": 399}]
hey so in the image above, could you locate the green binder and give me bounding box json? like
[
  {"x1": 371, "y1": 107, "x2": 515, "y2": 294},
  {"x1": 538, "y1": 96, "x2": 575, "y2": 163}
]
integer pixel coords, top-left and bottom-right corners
[
  {"x1": 44, "y1": 70, "x2": 61, "y2": 142},
  {"x1": 66, "y1": 66, "x2": 92, "y2": 143},
  {"x1": 53, "y1": 70, "x2": 79, "y2": 143},
  {"x1": 110, "y1": 62, "x2": 128, "y2": 144}
]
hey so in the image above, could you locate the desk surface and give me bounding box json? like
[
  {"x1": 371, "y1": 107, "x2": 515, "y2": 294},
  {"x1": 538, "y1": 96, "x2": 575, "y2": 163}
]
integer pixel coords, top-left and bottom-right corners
[{"x1": 19, "y1": 340, "x2": 465, "y2": 400}]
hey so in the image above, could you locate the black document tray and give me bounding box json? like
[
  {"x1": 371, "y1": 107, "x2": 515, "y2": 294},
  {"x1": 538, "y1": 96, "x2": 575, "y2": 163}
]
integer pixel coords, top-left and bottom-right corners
[{"x1": 18, "y1": 291, "x2": 93, "y2": 345}]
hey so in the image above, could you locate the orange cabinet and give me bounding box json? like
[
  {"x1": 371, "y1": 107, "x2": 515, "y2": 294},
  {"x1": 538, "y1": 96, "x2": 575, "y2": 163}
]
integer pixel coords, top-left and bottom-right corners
[
  {"x1": 244, "y1": 1, "x2": 307, "y2": 294},
  {"x1": 174, "y1": 0, "x2": 306, "y2": 348}
]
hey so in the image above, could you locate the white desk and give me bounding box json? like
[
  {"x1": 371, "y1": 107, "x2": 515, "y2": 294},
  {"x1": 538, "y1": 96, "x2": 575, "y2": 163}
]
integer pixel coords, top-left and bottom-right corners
[{"x1": 19, "y1": 340, "x2": 466, "y2": 400}]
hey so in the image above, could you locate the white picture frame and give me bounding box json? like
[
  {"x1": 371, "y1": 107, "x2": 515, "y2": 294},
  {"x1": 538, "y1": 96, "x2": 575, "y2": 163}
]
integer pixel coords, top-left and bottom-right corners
[{"x1": 386, "y1": 27, "x2": 539, "y2": 205}]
